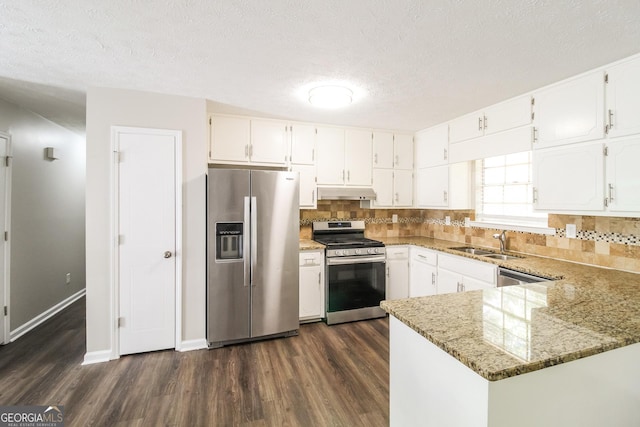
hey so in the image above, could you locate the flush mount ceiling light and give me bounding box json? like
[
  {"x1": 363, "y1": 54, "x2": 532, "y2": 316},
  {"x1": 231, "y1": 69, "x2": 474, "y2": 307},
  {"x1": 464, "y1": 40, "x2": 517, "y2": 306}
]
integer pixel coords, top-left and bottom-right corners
[{"x1": 308, "y1": 85, "x2": 353, "y2": 109}]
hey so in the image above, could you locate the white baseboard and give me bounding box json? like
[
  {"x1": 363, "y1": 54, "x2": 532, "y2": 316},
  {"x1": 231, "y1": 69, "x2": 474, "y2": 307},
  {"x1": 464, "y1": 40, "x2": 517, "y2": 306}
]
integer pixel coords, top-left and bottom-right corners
[
  {"x1": 178, "y1": 338, "x2": 208, "y2": 352},
  {"x1": 82, "y1": 349, "x2": 112, "y2": 365},
  {"x1": 10, "y1": 288, "x2": 86, "y2": 342}
]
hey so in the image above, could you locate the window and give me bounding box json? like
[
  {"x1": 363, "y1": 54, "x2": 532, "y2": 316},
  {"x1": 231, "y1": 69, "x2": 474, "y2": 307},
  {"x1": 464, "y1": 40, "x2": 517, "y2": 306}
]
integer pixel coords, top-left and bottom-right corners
[{"x1": 475, "y1": 151, "x2": 547, "y2": 226}]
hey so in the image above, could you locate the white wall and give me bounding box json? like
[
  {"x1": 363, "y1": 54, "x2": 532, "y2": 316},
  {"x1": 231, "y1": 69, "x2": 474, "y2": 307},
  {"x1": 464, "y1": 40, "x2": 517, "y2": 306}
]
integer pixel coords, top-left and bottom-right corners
[
  {"x1": 85, "y1": 87, "x2": 207, "y2": 354},
  {"x1": 0, "y1": 98, "x2": 86, "y2": 330}
]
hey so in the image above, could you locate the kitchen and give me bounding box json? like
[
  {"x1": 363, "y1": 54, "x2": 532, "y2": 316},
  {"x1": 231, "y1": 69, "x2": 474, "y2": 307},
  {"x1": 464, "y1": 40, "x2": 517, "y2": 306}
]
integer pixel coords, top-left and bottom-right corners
[{"x1": 2, "y1": 1, "x2": 640, "y2": 426}]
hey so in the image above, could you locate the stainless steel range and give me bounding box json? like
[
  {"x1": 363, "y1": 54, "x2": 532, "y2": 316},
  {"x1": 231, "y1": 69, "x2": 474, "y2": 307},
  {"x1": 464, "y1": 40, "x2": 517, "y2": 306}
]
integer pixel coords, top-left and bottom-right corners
[{"x1": 313, "y1": 221, "x2": 386, "y2": 325}]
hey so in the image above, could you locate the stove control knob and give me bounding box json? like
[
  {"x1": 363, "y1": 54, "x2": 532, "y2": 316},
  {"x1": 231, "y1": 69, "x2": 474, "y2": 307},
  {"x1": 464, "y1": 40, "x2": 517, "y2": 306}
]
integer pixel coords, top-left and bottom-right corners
[
  {"x1": 335, "y1": 250, "x2": 343, "y2": 256},
  {"x1": 367, "y1": 248, "x2": 375, "y2": 254},
  {"x1": 355, "y1": 249, "x2": 361, "y2": 255}
]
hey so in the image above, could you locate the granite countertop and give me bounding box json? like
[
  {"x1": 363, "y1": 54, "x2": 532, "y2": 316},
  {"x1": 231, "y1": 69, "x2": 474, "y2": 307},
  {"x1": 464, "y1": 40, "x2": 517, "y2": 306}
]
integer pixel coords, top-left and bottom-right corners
[
  {"x1": 299, "y1": 239, "x2": 325, "y2": 251},
  {"x1": 379, "y1": 236, "x2": 640, "y2": 381}
]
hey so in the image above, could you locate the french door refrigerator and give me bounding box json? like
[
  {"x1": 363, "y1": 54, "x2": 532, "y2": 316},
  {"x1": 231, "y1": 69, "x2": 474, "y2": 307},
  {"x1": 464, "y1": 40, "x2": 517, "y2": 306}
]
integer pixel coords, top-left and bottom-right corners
[{"x1": 207, "y1": 169, "x2": 300, "y2": 348}]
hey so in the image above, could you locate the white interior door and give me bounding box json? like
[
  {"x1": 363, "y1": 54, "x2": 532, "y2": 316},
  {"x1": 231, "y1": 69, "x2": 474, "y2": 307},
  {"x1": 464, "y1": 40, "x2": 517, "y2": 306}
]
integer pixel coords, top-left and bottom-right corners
[
  {"x1": 115, "y1": 127, "x2": 180, "y2": 355},
  {"x1": 0, "y1": 134, "x2": 9, "y2": 345}
]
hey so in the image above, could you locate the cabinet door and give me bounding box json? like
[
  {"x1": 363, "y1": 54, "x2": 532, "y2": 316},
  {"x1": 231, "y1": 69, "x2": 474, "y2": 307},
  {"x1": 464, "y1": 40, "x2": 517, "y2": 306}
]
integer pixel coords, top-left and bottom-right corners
[
  {"x1": 416, "y1": 165, "x2": 448, "y2": 207},
  {"x1": 436, "y1": 268, "x2": 461, "y2": 295},
  {"x1": 394, "y1": 134, "x2": 414, "y2": 170},
  {"x1": 415, "y1": 124, "x2": 449, "y2": 168},
  {"x1": 387, "y1": 258, "x2": 409, "y2": 300},
  {"x1": 606, "y1": 137, "x2": 640, "y2": 212},
  {"x1": 290, "y1": 124, "x2": 316, "y2": 165},
  {"x1": 292, "y1": 164, "x2": 317, "y2": 209},
  {"x1": 316, "y1": 127, "x2": 345, "y2": 185},
  {"x1": 409, "y1": 258, "x2": 437, "y2": 297},
  {"x1": 209, "y1": 115, "x2": 250, "y2": 163},
  {"x1": 533, "y1": 142, "x2": 605, "y2": 211},
  {"x1": 393, "y1": 169, "x2": 413, "y2": 207},
  {"x1": 250, "y1": 119, "x2": 288, "y2": 165},
  {"x1": 372, "y1": 169, "x2": 394, "y2": 207},
  {"x1": 345, "y1": 129, "x2": 373, "y2": 186},
  {"x1": 534, "y1": 71, "x2": 605, "y2": 148},
  {"x1": 449, "y1": 111, "x2": 484, "y2": 144},
  {"x1": 373, "y1": 131, "x2": 394, "y2": 169},
  {"x1": 484, "y1": 95, "x2": 532, "y2": 136},
  {"x1": 606, "y1": 57, "x2": 640, "y2": 138},
  {"x1": 463, "y1": 276, "x2": 495, "y2": 291},
  {"x1": 299, "y1": 252, "x2": 324, "y2": 320}
]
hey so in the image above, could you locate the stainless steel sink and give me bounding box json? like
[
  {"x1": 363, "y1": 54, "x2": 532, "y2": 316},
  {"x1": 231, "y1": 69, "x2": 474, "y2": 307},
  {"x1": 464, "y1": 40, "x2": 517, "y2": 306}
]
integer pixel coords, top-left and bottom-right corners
[
  {"x1": 450, "y1": 247, "x2": 494, "y2": 256},
  {"x1": 483, "y1": 253, "x2": 520, "y2": 260}
]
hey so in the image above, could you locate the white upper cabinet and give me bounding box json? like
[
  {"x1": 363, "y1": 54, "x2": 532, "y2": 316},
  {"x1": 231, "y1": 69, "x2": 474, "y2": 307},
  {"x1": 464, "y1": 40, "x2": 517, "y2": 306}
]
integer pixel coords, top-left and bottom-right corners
[
  {"x1": 290, "y1": 123, "x2": 316, "y2": 165},
  {"x1": 292, "y1": 164, "x2": 317, "y2": 209},
  {"x1": 449, "y1": 95, "x2": 532, "y2": 144},
  {"x1": 533, "y1": 71, "x2": 605, "y2": 149},
  {"x1": 533, "y1": 142, "x2": 605, "y2": 211},
  {"x1": 394, "y1": 169, "x2": 413, "y2": 206},
  {"x1": 373, "y1": 131, "x2": 394, "y2": 169},
  {"x1": 605, "y1": 56, "x2": 640, "y2": 139},
  {"x1": 209, "y1": 115, "x2": 287, "y2": 166},
  {"x1": 316, "y1": 126, "x2": 345, "y2": 185},
  {"x1": 372, "y1": 169, "x2": 394, "y2": 207},
  {"x1": 344, "y1": 129, "x2": 373, "y2": 186},
  {"x1": 250, "y1": 119, "x2": 289, "y2": 165},
  {"x1": 373, "y1": 169, "x2": 413, "y2": 208},
  {"x1": 416, "y1": 165, "x2": 448, "y2": 208},
  {"x1": 394, "y1": 134, "x2": 414, "y2": 170},
  {"x1": 209, "y1": 115, "x2": 251, "y2": 163},
  {"x1": 605, "y1": 137, "x2": 640, "y2": 213},
  {"x1": 415, "y1": 124, "x2": 448, "y2": 169}
]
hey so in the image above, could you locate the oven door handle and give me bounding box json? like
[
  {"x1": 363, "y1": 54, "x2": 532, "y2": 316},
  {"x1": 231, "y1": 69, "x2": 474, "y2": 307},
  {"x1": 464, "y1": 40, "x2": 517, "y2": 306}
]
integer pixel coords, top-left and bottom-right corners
[{"x1": 327, "y1": 256, "x2": 386, "y2": 265}]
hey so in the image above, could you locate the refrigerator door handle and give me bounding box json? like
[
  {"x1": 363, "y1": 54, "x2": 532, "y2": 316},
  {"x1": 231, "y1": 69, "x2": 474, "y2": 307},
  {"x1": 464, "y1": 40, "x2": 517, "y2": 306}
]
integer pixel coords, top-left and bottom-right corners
[
  {"x1": 243, "y1": 196, "x2": 251, "y2": 287},
  {"x1": 250, "y1": 196, "x2": 258, "y2": 286}
]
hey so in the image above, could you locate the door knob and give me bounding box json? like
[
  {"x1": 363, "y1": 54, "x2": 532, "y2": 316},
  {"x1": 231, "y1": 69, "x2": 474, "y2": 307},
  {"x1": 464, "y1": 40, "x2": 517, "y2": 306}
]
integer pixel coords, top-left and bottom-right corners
[{"x1": 164, "y1": 251, "x2": 172, "y2": 258}]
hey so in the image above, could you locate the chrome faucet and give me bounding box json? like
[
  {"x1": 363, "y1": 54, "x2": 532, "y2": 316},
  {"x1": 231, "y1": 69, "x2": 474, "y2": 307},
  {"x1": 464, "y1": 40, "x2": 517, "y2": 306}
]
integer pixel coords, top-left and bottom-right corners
[{"x1": 493, "y1": 230, "x2": 507, "y2": 253}]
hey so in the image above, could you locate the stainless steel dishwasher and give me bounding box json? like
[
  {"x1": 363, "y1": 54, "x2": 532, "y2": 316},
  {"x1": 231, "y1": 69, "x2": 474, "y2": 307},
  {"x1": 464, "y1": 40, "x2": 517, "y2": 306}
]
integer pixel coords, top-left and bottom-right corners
[{"x1": 497, "y1": 268, "x2": 552, "y2": 287}]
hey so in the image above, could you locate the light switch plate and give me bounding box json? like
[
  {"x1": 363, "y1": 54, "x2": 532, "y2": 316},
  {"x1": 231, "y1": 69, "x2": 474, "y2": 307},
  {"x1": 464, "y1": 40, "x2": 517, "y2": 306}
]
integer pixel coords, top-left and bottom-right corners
[
  {"x1": 464, "y1": 217, "x2": 470, "y2": 227},
  {"x1": 392, "y1": 214, "x2": 398, "y2": 223},
  {"x1": 566, "y1": 224, "x2": 577, "y2": 239},
  {"x1": 445, "y1": 216, "x2": 451, "y2": 225}
]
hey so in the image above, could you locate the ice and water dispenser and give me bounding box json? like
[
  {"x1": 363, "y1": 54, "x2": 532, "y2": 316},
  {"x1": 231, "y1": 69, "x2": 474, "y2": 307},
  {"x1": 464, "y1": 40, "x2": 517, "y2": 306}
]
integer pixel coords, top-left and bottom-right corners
[{"x1": 215, "y1": 223, "x2": 243, "y2": 261}]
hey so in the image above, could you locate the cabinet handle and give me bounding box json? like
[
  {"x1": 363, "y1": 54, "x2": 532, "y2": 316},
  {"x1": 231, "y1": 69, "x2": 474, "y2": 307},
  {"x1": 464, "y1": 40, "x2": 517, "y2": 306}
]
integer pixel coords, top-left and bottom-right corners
[
  {"x1": 461, "y1": 283, "x2": 465, "y2": 292},
  {"x1": 532, "y1": 187, "x2": 538, "y2": 204},
  {"x1": 374, "y1": 153, "x2": 378, "y2": 164},
  {"x1": 249, "y1": 145, "x2": 253, "y2": 157},
  {"x1": 418, "y1": 254, "x2": 427, "y2": 259},
  {"x1": 608, "y1": 183, "x2": 614, "y2": 202},
  {"x1": 483, "y1": 115, "x2": 488, "y2": 130},
  {"x1": 347, "y1": 170, "x2": 350, "y2": 181},
  {"x1": 443, "y1": 148, "x2": 447, "y2": 161},
  {"x1": 395, "y1": 192, "x2": 399, "y2": 203},
  {"x1": 443, "y1": 191, "x2": 448, "y2": 203},
  {"x1": 342, "y1": 170, "x2": 345, "y2": 181},
  {"x1": 312, "y1": 149, "x2": 315, "y2": 162},
  {"x1": 318, "y1": 271, "x2": 321, "y2": 285},
  {"x1": 312, "y1": 190, "x2": 315, "y2": 203},
  {"x1": 478, "y1": 117, "x2": 483, "y2": 131},
  {"x1": 532, "y1": 127, "x2": 538, "y2": 143},
  {"x1": 608, "y1": 109, "x2": 614, "y2": 132},
  {"x1": 431, "y1": 272, "x2": 436, "y2": 285},
  {"x1": 386, "y1": 266, "x2": 390, "y2": 277},
  {"x1": 395, "y1": 155, "x2": 399, "y2": 166},
  {"x1": 245, "y1": 144, "x2": 249, "y2": 157}
]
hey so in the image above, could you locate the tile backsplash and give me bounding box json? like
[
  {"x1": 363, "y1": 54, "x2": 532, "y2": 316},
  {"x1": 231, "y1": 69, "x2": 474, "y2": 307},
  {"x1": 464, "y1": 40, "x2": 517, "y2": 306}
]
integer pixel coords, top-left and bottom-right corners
[{"x1": 301, "y1": 201, "x2": 640, "y2": 273}]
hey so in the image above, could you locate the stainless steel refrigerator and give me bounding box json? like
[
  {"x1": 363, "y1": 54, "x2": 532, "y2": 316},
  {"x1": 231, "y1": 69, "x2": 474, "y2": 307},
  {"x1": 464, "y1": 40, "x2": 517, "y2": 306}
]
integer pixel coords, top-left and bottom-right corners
[{"x1": 207, "y1": 169, "x2": 300, "y2": 348}]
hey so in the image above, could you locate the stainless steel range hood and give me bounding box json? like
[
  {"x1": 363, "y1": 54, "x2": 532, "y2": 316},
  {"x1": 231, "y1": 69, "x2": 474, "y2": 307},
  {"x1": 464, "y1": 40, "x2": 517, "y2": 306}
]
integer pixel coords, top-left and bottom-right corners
[{"x1": 317, "y1": 187, "x2": 377, "y2": 201}]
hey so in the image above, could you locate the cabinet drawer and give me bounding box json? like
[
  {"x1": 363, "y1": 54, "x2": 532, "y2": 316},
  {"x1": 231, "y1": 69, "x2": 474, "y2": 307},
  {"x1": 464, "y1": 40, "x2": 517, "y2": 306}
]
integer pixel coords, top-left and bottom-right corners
[
  {"x1": 299, "y1": 251, "x2": 323, "y2": 267},
  {"x1": 410, "y1": 247, "x2": 437, "y2": 266},
  {"x1": 386, "y1": 246, "x2": 409, "y2": 260},
  {"x1": 438, "y1": 253, "x2": 497, "y2": 284}
]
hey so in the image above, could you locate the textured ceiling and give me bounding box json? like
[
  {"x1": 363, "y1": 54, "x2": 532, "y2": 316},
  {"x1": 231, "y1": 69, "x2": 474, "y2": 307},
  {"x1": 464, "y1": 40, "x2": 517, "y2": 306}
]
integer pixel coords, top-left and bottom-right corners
[{"x1": 2, "y1": 0, "x2": 640, "y2": 135}]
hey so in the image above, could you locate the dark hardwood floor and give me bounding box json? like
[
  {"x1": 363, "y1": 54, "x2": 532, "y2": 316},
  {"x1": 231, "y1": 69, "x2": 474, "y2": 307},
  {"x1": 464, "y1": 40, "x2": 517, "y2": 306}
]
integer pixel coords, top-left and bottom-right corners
[{"x1": 0, "y1": 298, "x2": 390, "y2": 426}]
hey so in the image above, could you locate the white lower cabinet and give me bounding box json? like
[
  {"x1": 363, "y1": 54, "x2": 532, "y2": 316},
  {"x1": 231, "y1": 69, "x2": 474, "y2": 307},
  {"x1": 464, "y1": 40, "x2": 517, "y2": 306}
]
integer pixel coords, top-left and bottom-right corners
[
  {"x1": 409, "y1": 247, "x2": 438, "y2": 297},
  {"x1": 437, "y1": 253, "x2": 497, "y2": 294},
  {"x1": 299, "y1": 250, "x2": 324, "y2": 322},
  {"x1": 386, "y1": 246, "x2": 409, "y2": 300}
]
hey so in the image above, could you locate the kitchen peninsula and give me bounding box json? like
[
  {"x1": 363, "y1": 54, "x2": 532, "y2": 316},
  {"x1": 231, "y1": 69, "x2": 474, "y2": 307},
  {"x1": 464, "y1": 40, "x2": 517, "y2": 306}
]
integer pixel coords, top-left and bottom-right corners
[{"x1": 380, "y1": 237, "x2": 640, "y2": 427}]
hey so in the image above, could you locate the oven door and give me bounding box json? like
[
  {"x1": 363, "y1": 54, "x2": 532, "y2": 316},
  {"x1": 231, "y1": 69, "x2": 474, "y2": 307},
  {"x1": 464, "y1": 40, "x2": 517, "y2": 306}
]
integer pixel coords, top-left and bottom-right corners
[{"x1": 325, "y1": 255, "x2": 386, "y2": 315}]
